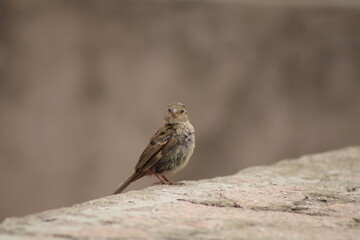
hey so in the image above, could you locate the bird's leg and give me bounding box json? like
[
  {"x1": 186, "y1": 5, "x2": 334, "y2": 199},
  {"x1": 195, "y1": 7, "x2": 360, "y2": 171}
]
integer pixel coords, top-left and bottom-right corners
[
  {"x1": 153, "y1": 173, "x2": 170, "y2": 185},
  {"x1": 161, "y1": 175, "x2": 185, "y2": 185}
]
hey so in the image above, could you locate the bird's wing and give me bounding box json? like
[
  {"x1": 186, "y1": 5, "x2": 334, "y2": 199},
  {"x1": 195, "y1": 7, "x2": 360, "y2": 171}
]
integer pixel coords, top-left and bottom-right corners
[{"x1": 134, "y1": 126, "x2": 178, "y2": 177}]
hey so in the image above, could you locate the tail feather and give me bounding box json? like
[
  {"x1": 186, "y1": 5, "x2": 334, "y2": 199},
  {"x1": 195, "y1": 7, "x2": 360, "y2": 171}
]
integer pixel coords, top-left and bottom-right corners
[{"x1": 112, "y1": 172, "x2": 138, "y2": 194}]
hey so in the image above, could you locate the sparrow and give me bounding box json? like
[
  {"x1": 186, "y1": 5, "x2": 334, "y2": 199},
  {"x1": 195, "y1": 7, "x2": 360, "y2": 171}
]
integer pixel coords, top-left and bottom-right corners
[{"x1": 113, "y1": 102, "x2": 195, "y2": 194}]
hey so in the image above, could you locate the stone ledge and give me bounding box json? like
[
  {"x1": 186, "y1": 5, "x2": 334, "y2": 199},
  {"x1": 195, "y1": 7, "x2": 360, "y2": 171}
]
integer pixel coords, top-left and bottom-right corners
[{"x1": 1, "y1": 147, "x2": 360, "y2": 239}]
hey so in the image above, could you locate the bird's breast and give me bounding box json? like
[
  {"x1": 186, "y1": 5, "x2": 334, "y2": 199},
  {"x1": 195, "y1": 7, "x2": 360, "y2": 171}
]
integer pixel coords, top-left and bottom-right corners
[{"x1": 153, "y1": 129, "x2": 195, "y2": 174}]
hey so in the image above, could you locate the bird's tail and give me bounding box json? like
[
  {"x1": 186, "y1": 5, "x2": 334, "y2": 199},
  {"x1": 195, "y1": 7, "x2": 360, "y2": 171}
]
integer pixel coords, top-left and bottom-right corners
[{"x1": 112, "y1": 172, "x2": 138, "y2": 194}]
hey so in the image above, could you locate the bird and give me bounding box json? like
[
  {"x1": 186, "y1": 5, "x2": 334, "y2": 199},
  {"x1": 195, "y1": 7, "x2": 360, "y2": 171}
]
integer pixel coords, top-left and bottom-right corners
[{"x1": 112, "y1": 102, "x2": 195, "y2": 194}]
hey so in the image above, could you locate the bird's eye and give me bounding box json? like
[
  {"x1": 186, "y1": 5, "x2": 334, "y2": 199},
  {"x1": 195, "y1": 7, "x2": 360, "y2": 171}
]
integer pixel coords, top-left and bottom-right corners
[
  {"x1": 168, "y1": 109, "x2": 171, "y2": 112},
  {"x1": 180, "y1": 110, "x2": 184, "y2": 113}
]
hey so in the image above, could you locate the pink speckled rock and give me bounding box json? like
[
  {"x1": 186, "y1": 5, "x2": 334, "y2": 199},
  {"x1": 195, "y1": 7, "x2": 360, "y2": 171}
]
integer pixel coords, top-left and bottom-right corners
[{"x1": 1, "y1": 147, "x2": 360, "y2": 239}]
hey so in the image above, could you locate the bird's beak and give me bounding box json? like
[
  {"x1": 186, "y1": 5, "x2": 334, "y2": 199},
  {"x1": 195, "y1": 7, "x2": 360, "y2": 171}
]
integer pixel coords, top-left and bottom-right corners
[{"x1": 170, "y1": 109, "x2": 180, "y2": 118}]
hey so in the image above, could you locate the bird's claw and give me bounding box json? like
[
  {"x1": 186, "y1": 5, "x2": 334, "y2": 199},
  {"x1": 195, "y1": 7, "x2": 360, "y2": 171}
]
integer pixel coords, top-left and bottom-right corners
[
  {"x1": 169, "y1": 182, "x2": 185, "y2": 185},
  {"x1": 153, "y1": 181, "x2": 185, "y2": 186}
]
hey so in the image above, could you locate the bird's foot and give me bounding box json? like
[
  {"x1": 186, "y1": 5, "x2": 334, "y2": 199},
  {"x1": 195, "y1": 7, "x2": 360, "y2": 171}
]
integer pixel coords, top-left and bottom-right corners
[
  {"x1": 168, "y1": 182, "x2": 185, "y2": 185},
  {"x1": 153, "y1": 181, "x2": 185, "y2": 185},
  {"x1": 153, "y1": 174, "x2": 185, "y2": 185},
  {"x1": 153, "y1": 181, "x2": 167, "y2": 185}
]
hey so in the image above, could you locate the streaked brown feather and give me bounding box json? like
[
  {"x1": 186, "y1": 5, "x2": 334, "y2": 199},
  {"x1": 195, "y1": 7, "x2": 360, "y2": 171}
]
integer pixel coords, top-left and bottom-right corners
[{"x1": 133, "y1": 126, "x2": 179, "y2": 180}]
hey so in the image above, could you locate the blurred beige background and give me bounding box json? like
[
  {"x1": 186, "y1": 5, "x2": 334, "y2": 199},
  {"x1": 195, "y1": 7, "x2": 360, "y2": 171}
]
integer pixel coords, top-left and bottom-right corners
[{"x1": 1, "y1": 0, "x2": 360, "y2": 221}]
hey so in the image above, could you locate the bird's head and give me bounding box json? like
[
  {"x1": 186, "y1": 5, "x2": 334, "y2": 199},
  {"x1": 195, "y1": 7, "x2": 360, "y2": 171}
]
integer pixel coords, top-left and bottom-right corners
[{"x1": 165, "y1": 102, "x2": 189, "y2": 124}]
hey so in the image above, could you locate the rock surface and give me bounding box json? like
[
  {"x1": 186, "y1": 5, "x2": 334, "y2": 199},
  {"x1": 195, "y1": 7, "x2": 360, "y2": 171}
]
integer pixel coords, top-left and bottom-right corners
[{"x1": 1, "y1": 147, "x2": 360, "y2": 239}]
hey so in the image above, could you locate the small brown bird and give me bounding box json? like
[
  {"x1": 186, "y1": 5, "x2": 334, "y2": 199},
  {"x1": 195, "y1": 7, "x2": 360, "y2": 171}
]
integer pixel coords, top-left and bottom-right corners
[{"x1": 113, "y1": 102, "x2": 195, "y2": 194}]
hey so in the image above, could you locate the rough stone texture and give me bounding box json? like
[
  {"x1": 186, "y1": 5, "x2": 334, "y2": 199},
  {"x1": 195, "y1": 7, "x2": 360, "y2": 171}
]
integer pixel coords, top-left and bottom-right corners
[{"x1": 0, "y1": 147, "x2": 359, "y2": 239}]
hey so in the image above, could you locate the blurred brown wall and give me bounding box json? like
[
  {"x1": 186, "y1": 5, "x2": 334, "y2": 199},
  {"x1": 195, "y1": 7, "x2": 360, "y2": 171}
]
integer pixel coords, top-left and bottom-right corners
[{"x1": 1, "y1": 0, "x2": 360, "y2": 221}]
